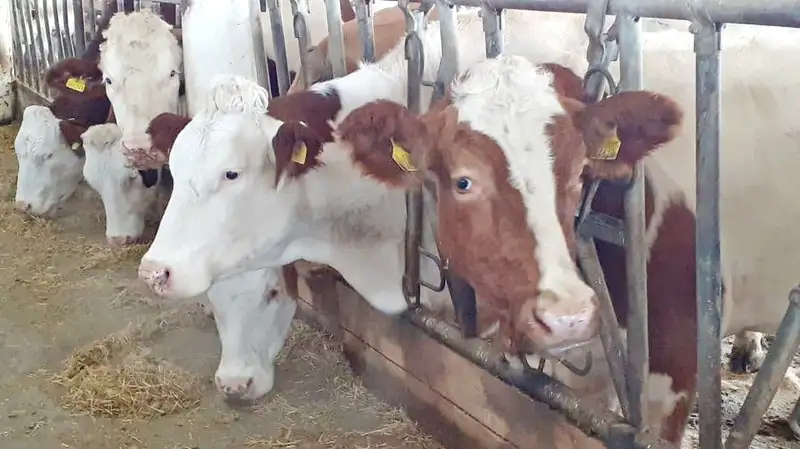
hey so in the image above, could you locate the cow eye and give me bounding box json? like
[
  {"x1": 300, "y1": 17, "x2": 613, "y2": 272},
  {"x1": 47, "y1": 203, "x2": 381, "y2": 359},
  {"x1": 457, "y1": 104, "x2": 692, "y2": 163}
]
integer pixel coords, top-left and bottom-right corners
[
  {"x1": 455, "y1": 177, "x2": 472, "y2": 193},
  {"x1": 224, "y1": 171, "x2": 239, "y2": 181},
  {"x1": 169, "y1": 70, "x2": 178, "y2": 78},
  {"x1": 102, "y1": 77, "x2": 112, "y2": 85}
]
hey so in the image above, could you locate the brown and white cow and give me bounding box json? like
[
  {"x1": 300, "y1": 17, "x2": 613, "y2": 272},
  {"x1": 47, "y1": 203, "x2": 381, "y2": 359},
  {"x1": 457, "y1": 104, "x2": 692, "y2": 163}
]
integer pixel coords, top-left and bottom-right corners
[{"x1": 319, "y1": 56, "x2": 689, "y2": 441}]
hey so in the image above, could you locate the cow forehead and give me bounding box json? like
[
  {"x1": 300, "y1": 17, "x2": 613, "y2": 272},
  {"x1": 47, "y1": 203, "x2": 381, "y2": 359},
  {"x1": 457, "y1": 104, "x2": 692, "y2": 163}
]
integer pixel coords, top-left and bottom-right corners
[
  {"x1": 16, "y1": 120, "x2": 63, "y2": 156},
  {"x1": 100, "y1": 14, "x2": 181, "y2": 78}
]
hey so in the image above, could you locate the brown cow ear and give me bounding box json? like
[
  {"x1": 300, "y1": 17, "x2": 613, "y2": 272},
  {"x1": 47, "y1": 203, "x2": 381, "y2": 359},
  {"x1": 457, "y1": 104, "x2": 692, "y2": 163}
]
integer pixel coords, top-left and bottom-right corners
[
  {"x1": 337, "y1": 99, "x2": 428, "y2": 188},
  {"x1": 147, "y1": 113, "x2": 191, "y2": 158},
  {"x1": 271, "y1": 121, "x2": 325, "y2": 188},
  {"x1": 59, "y1": 120, "x2": 90, "y2": 149},
  {"x1": 45, "y1": 59, "x2": 105, "y2": 99}
]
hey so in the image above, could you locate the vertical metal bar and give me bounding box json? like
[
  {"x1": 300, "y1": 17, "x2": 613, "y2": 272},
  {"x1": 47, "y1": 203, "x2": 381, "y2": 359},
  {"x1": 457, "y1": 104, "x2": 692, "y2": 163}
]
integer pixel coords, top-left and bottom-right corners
[
  {"x1": 50, "y1": 0, "x2": 63, "y2": 60},
  {"x1": 10, "y1": 0, "x2": 27, "y2": 85},
  {"x1": 61, "y1": 0, "x2": 74, "y2": 57},
  {"x1": 618, "y1": 15, "x2": 649, "y2": 432},
  {"x1": 789, "y1": 394, "x2": 800, "y2": 441},
  {"x1": 22, "y1": 0, "x2": 42, "y2": 92},
  {"x1": 354, "y1": 0, "x2": 375, "y2": 63},
  {"x1": 724, "y1": 288, "x2": 800, "y2": 449},
  {"x1": 84, "y1": 0, "x2": 96, "y2": 37},
  {"x1": 432, "y1": 0, "x2": 458, "y2": 102},
  {"x1": 31, "y1": 0, "x2": 52, "y2": 97},
  {"x1": 401, "y1": 7, "x2": 426, "y2": 308},
  {"x1": 324, "y1": 0, "x2": 346, "y2": 78},
  {"x1": 71, "y1": 0, "x2": 85, "y2": 56},
  {"x1": 265, "y1": 0, "x2": 291, "y2": 96},
  {"x1": 247, "y1": 0, "x2": 270, "y2": 92},
  {"x1": 694, "y1": 19, "x2": 723, "y2": 449},
  {"x1": 116, "y1": 0, "x2": 124, "y2": 13},
  {"x1": 41, "y1": 0, "x2": 55, "y2": 66},
  {"x1": 150, "y1": 0, "x2": 161, "y2": 15},
  {"x1": 290, "y1": 0, "x2": 313, "y2": 90},
  {"x1": 480, "y1": 5, "x2": 503, "y2": 58}
]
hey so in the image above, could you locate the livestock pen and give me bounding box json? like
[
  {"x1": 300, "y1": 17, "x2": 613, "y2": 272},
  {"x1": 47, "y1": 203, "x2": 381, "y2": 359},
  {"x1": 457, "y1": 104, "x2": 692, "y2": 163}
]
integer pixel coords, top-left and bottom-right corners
[{"x1": 4, "y1": 0, "x2": 800, "y2": 448}]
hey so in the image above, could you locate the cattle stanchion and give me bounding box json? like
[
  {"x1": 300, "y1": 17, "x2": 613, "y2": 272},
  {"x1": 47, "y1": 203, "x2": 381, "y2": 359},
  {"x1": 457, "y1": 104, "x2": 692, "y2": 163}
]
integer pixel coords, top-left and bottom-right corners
[
  {"x1": 324, "y1": 0, "x2": 347, "y2": 78},
  {"x1": 725, "y1": 287, "x2": 800, "y2": 449},
  {"x1": 290, "y1": 0, "x2": 314, "y2": 89},
  {"x1": 480, "y1": 5, "x2": 503, "y2": 58},
  {"x1": 70, "y1": 0, "x2": 85, "y2": 55},
  {"x1": 265, "y1": 0, "x2": 292, "y2": 96},
  {"x1": 355, "y1": 0, "x2": 376, "y2": 63},
  {"x1": 617, "y1": 15, "x2": 649, "y2": 434},
  {"x1": 693, "y1": 17, "x2": 724, "y2": 449}
]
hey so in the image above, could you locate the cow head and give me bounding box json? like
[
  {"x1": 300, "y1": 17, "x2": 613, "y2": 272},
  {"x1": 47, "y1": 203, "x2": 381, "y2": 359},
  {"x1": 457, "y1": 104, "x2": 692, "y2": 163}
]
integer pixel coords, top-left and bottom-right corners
[
  {"x1": 330, "y1": 56, "x2": 684, "y2": 355},
  {"x1": 48, "y1": 10, "x2": 182, "y2": 157},
  {"x1": 14, "y1": 105, "x2": 86, "y2": 217},
  {"x1": 207, "y1": 267, "x2": 296, "y2": 402},
  {"x1": 80, "y1": 123, "x2": 161, "y2": 246}
]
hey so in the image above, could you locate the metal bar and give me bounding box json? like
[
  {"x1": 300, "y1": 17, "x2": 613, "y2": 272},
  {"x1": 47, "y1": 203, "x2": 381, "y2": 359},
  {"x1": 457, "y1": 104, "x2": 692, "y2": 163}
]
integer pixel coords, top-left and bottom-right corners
[
  {"x1": 50, "y1": 0, "x2": 63, "y2": 61},
  {"x1": 84, "y1": 0, "x2": 96, "y2": 36},
  {"x1": 432, "y1": 0, "x2": 458, "y2": 102},
  {"x1": 724, "y1": 288, "x2": 800, "y2": 449},
  {"x1": 290, "y1": 0, "x2": 313, "y2": 90},
  {"x1": 22, "y1": 0, "x2": 42, "y2": 92},
  {"x1": 265, "y1": 0, "x2": 291, "y2": 96},
  {"x1": 401, "y1": 6, "x2": 426, "y2": 307},
  {"x1": 248, "y1": 0, "x2": 270, "y2": 92},
  {"x1": 41, "y1": 0, "x2": 55, "y2": 66},
  {"x1": 576, "y1": 237, "x2": 631, "y2": 421},
  {"x1": 116, "y1": 0, "x2": 124, "y2": 12},
  {"x1": 694, "y1": 19, "x2": 723, "y2": 449},
  {"x1": 10, "y1": 0, "x2": 27, "y2": 85},
  {"x1": 481, "y1": 5, "x2": 503, "y2": 58},
  {"x1": 324, "y1": 0, "x2": 347, "y2": 78},
  {"x1": 71, "y1": 0, "x2": 85, "y2": 56},
  {"x1": 32, "y1": 0, "x2": 51, "y2": 98},
  {"x1": 61, "y1": 0, "x2": 74, "y2": 57},
  {"x1": 443, "y1": 0, "x2": 800, "y2": 28},
  {"x1": 355, "y1": 0, "x2": 376, "y2": 63},
  {"x1": 406, "y1": 311, "x2": 677, "y2": 449},
  {"x1": 618, "y1": 14, "x2": 648, "y2": 433}
]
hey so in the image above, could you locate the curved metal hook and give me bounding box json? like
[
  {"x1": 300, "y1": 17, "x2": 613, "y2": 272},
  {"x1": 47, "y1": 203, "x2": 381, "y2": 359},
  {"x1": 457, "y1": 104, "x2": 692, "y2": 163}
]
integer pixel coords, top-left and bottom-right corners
[
  {"x1": 419, "y1": 248, "x2": 447, "y2": 292},
  {"x1": 582, "y1": 65, "x2": 619, "y2": 98},
  {"x1": 518, "y1": 350, "x2": 594, "y2": 377}
]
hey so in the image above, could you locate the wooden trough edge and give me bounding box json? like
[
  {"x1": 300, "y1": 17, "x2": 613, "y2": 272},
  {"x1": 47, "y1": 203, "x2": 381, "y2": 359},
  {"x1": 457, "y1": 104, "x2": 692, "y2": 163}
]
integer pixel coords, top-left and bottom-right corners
[{"x1": 294, "y1": 268, "x2": 605, "y2": 449}]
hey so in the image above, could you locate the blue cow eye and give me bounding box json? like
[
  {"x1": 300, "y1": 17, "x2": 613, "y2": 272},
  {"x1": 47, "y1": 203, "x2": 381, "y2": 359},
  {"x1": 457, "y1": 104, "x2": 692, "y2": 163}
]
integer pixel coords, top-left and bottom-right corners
[{"x1": 455, "y1": 177, "x2": 472, "y2": 193}]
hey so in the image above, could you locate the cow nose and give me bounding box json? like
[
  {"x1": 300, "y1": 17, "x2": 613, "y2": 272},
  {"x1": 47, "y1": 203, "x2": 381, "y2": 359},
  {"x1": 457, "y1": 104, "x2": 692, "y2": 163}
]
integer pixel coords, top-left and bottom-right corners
[
  {"x1": 215, "y1": 375, "x2": 255, "y2": 401},
  {"x1": 14, "y1": 201, "x2": 31, "y2": 213},
  {"x1": 138, "y1": 259, "x2": 172, "y2": 294}
]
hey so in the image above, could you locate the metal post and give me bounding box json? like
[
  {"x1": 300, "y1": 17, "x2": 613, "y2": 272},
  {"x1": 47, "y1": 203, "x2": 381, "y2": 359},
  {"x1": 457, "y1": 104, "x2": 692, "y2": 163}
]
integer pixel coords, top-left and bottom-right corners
[
  {"x1": 324, "y1": 0, "x2": 347, "y2": 78},
  {"x1": 724, "y1": 288, "x2": 800, "y2": 449},
  {"x1": 10, "y1": 0, "x2": 27, "y2": 85},
  {"x1": 21, "y1": 0, "x2": 41, "y2": 91},
  {"x1": 432, "y1": 0, "x2": 458, "y2": 102},
  {"x1": 71, "y1": 0, "x2": 85, "y2": 56},
  {"x1": 265, "y1": 0, "x2": 291, "y2": 96},
  {"x1": 618, "y1": 15, "x2": 649, "y2": 433},
  {"x1": 354, "y1": 0, "x2": 375, "y2": 63},
  {"x1": 480, "y1": 5, "x2": 503, "y2": 58},
  {"x1": 693, "y1": 18, "x2": 723, "y2": 449},
  {"x1": 62, "y1": 0, "x2": 74, "y2": 57},
  {"x1": 50, "y1": 0, "x2": 63, "y2": 60},
  {"x1": 83, "y1": 0, "x2": 95, "y2": 37},
  {"x1": 289, "y1": 0, "x2": 313, "y2": 90},
  {"x1": 41, "y1": 0, "x2": 55, "y2": 66},
  {"x1": 789, "y1": 395, "x2": 800, "y2": 441}
]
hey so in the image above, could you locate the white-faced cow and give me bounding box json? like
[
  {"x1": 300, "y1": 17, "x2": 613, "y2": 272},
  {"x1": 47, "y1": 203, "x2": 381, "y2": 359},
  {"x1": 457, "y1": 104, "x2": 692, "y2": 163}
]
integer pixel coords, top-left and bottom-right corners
[{"x1": 329, "y1": 55, "x2": 688, "y2": 441}]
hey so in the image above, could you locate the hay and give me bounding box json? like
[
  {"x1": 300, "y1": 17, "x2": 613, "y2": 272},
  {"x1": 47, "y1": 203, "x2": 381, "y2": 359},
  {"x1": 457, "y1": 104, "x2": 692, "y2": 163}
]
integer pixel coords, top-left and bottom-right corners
[{"x1": 50, "y1": 305, "x2": 208, "y2": 419}]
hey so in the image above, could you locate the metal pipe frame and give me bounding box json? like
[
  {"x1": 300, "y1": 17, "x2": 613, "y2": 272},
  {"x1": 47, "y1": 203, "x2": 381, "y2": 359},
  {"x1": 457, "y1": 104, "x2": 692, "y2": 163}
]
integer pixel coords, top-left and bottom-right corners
[
  {"x1": 265, "y1": 0, "x2": 292, "y2": 96},
  {"x1": 355, "y1": 0, "x2": 376, "y2": 63},
  {"x1": 432, "y1": 0, "x2": 458, "y2": 102},
  {"x1": 324, "y1": 0, "x2": 347, "y2": 78},
  {"x1": 480, "y1": 5, "x2": 503, "y2": 58},
  {"x1": 71, "y1": 0, "x2": 85, "y2": 56},
  {"x1": 693, "y1": 18, "x2": 723, "y2": 449},
  {"x1": 441, "y1": 0, "x2": 800, "y2": 28},
  {"x1": 50, "y1": 0, "x2": 64, "y2": 60},
  {"x1": 22, "y1": 0, "x2": 42, "y2": 91},
  {"x1": 617, "y1": 15, "x2": 648, "y2": 433},
  {"x1": 61, "y1": 0, "x2": 73, "y2": 57},
  {"x1": 290, "y1": 0, "x2": 314, "y2": 91},
  {"x1": 406, "y1": 310, "x2": 678, "y2": 449},
  {"x1": 724, "y1": 288, "x2": 800, "y2": 449}
]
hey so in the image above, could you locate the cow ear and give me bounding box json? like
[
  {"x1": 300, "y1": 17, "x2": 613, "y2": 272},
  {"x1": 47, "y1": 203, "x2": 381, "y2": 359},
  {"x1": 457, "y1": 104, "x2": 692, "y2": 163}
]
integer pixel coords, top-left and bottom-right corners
[
  {"x1": 59, "y1": 120, "x2": 90, "y2": 156},
  {"x1": 336, "y1": 99, "x2": 430, "y2": 188},
  {"x1": 147, "y1": 113, "x2": 191, "y2": 158},
  {"x1": 568, "y1": 91, "x2": 684, "y2": 182},
  {"x1": 45, "y1": 59, "x2": 105, "y2": 99},
  {"x1": 271, "y1": 121, "x2": 325, "y2": 189}
]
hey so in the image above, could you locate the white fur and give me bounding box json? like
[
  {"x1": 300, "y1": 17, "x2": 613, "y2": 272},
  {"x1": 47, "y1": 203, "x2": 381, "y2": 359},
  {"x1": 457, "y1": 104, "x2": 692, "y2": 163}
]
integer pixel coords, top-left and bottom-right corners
[
  {"x1": 206, "y1": 267, "x2": 296, "y2": 400},
  {"x1": 81, "y1": 123, "x2": 161, "y2": 243},
  {"x1": 14, "y1": 105, "x2": 84, "y2": 216},
  {"x1": 99, "y1": 9, "x2": 182, "y2": 150}
]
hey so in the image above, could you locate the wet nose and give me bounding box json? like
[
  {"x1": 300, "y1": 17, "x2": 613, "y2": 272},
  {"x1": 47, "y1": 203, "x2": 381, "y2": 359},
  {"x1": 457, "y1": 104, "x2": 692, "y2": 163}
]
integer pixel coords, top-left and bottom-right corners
[
  {"x1": 14, "y1": 200, "x2": 31, "y2": 213},
  {"x1": 532, "y1": 290, "x2": 599, "y2": 341},
  {"x1": 215, "y1": 375, "x2": 254, "y2": 400},
  {"x1": 138, "y1": 259, "x2": 172, "y2": 294}
]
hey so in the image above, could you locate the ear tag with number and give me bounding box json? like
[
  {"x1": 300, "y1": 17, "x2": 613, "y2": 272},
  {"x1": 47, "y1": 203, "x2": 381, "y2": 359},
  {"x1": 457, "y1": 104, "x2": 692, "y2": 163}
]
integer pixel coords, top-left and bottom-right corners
[
  {"x1": 391, "y1": 139, "x2": 417, "y2": 172},
  {"x1": 593, "y1": 133, "x2": 621, "y2": 160},
  {"x1": 291, "y1": 142, "x2": 308, "y2": 164},
  {"x1": 65, "y1": 77, "x2": 87, "y2": 93}
]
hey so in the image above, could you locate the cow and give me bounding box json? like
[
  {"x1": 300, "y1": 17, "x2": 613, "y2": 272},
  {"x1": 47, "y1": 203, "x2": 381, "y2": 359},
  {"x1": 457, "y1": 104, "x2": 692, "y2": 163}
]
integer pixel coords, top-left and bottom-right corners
[
  {"x1": 323, "y1": 55, "x2": 688, "y2": 441},
  {"x1": 79, "y1": 123, "x2": 166, "y2": 246},
  {"x1": 13, "y1": 2, "x2": 119, "y2": 217}
]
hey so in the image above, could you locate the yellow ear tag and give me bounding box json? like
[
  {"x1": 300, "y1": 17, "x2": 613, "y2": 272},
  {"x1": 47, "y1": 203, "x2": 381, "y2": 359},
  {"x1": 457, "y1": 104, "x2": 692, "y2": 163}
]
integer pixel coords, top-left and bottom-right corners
[
  {"x1": 65, "y1": 77, "x2": 87, "y2": 93},
  {"x1": 291, "y1": 142, "x2": 308, "y2": 164},
  {"x1": 593, "y1": 133, "x2": 621, "y2": 160},
  {"x1": 71, "y1": 142, "x2": 82, "y2": 150},
  {"x1": 391, "y1": 139, "x2": 417, "y2": 172}
]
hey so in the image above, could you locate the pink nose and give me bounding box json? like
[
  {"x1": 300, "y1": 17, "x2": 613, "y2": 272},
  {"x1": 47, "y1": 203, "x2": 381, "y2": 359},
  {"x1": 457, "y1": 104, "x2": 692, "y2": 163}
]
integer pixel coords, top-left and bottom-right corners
[
  {"x1": 14, "y1": 201, "x2": 31, "y2": 213},
  {"x1": 518, "y1": 291, "x2": 599, "y2": 353},
  {"x1": 138, "y1": 259, "x2": 172, "y2": 294},
  {"x1": 215, "y1": 375, "x2": 254, "y2": 400}
]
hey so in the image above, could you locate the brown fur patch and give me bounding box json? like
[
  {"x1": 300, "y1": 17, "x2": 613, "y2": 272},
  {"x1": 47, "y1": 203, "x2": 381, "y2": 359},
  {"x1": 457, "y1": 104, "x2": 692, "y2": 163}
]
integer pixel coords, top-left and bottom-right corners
[
  {"x1": 59, "y1": 120, "x2": 91, "y2": 146},
  {"x1": 271, "y1": 121, "x2": 325, "y2": 187},
  {"x1": 45, "y1": 59, "x2": 106, "y2": 100},
  {"x1": 267, "y1": 90, "x2": 342, "y2": 143},
  {"x1": 147, "y1": 113, "x2": 192, "y2": 158}
]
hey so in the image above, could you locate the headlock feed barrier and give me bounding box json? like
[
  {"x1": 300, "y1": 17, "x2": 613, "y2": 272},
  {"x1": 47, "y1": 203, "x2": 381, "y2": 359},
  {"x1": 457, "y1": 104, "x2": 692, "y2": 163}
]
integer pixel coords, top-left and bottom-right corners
[{"x1": 8, "y1": 0, "x2": 800, "y2": 448}]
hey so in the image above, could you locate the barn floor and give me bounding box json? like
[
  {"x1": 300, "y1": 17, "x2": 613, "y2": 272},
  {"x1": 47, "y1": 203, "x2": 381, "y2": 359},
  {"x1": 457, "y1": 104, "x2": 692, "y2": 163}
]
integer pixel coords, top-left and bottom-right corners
[
  {"x1": 0, "y1": 122, "x2": 442, "y2": 449},
  {"x1": 0, "y1": 121, "x2": 799, "y2": 449}
]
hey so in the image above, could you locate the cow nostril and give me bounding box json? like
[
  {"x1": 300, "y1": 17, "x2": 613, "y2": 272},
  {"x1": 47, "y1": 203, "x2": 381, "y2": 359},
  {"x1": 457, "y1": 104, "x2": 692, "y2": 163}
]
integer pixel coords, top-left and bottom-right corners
[{"x1": 162, "y1": 268, "x2": 171, "y2": 283}]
